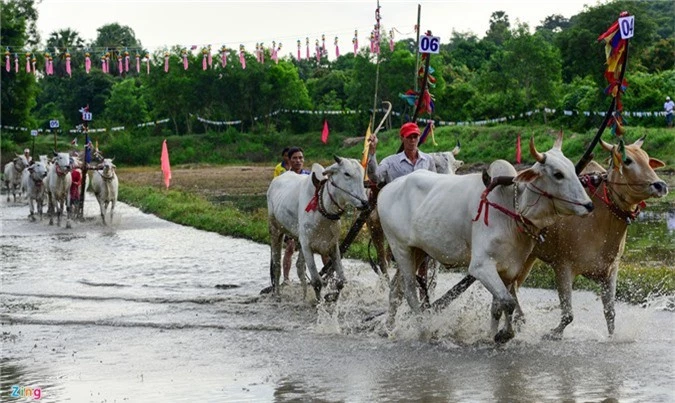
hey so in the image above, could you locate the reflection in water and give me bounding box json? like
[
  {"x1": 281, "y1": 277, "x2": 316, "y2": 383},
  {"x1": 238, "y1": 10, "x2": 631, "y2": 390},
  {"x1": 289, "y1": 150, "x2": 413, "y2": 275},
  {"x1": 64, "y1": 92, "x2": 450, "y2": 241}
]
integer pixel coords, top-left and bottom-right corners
[{"x1": 1, "y1": 194, "x2": 673, "y2": 402}]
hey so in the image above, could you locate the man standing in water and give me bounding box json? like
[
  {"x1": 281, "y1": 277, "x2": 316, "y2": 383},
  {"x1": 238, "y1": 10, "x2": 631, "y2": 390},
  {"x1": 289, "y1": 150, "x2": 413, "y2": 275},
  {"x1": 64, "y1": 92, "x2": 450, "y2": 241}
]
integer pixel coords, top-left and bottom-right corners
[{"x1": 280, "y1": 147, "x2": 310, "y2": 284}]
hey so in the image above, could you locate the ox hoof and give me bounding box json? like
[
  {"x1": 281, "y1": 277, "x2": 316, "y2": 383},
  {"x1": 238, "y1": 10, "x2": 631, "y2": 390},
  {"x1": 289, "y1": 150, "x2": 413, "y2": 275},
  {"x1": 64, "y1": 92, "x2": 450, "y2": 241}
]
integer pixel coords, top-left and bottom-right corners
[
  {"x1": 542, "y1": 331, "x2": 563, "y2": 341},
  {"x1": 259, "y1": 285, "x2": 274, "y2": 295},
  {"x1": 324, "y1": 291, "x2": 340, "y2": 303},
  {"x1": 494, "y1": 329, "x2": 515, "y2": 344}
]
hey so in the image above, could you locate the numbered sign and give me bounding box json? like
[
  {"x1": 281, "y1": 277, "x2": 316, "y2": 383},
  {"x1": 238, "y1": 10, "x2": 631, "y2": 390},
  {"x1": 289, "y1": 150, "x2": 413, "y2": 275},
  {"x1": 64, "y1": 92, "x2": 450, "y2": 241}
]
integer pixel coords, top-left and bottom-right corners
[
  {"x1": 82, "y1": 112, "x2": 93, "y2": 121},
  {"x1": 419, "y1": 34, "x2": 440, "y2": 54},
  {"x1": 31, "y1": 130, "x2": 38, "y2": 137},
  {"x1": 49, "y1": 119, "x2": 59, "y2": 128},
  {"x1": 619, "y1": 15, "x2": 634, "y2": 39}
]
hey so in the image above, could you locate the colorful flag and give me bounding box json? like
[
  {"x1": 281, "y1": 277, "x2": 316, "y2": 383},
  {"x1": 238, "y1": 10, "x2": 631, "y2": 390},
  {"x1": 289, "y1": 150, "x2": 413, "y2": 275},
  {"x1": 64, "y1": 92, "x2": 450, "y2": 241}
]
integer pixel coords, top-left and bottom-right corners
[
  {"x1": 321, "y1": 120, "x2": 329, "y2": 144},
  {"x1": 515, "y1": 133, "x2": 522, "y2": 164},
  {"x1": 161, "y1": 139, "x2": 172, "y2": 189}
]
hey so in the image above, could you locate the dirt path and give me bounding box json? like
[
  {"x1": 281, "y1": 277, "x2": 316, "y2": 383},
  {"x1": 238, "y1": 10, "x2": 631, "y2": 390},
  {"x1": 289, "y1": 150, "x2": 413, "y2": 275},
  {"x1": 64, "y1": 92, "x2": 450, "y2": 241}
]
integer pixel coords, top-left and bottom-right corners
[{"x1": 116, "y1": 164, "x2": 274, "y2": 198}]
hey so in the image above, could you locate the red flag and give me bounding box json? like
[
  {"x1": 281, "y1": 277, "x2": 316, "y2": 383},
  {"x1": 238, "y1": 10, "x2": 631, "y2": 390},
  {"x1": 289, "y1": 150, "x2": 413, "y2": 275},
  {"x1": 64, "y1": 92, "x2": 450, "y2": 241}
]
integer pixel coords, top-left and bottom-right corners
[
  {"x1": 161, "y1": 139, "x2": 172, "y2": 189},
  {"x1": 515, "y1": 133, "x2": 522, "y2": 164},
  {"x1": 321, "y1": 120, "x2": 329, "y2": 144}
]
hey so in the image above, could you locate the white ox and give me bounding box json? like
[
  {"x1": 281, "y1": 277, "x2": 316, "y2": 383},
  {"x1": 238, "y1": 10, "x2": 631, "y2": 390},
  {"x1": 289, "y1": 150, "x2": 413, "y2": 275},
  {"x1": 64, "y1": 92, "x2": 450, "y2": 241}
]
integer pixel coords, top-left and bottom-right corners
[
  {"x1": 429, "y1": 146, "x2": 463, "y2": 174},
  {"x1": 367, "y1": 145, "x2": 464, "y2": 280},
  {"x1": 513, "y1": 137, "x2": 668, "y2": 339},
  {"x1": 90, "y1": 158, "x2": 119, "y2": 225},
  {"x1": 23, "y1": 162, "x2": 49, "y2": 221},
  {"x1": 377, "y1": 133, "x2": 594, "y2": 343},
  {"x1": 267, "y1": 156, "x2": 368, "y2": 300},
  {"x1": 4, "y1": 155, "x2": 29, "y2": 202},
  {"x1": 47, "y1": 152, "x2": 72, "y2": 228}
]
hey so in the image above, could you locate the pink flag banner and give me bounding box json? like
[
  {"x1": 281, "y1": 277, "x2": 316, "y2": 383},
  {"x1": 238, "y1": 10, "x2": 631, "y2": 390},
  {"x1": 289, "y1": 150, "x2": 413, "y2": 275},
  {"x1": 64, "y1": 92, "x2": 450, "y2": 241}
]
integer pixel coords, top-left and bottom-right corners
[
  {"x1": 353, "y1": 30, "x2": 359, "y2": 54},
  {"x1": 66, "y1": 54, "x2": 72, "y2": 77},
  {"x1": 25, "y1": 54, "x2": 30, "y2": 73},
  {"x1": 136, "y1": 54, "x2": 140, "y2": 73},
  {"x1": 118, "y1": 57, "x2": 123, "y2": 75},
  {"x1": 161, "y1": 139, "x2": 172, "y2": 189},
  {"x1": 14, "y1": 54, "x2": 18, "y2": 73},
  {"x1": 85, "y1": 53, "x2": 91, "y2": 73},
  {"x1": 31, "y1": 58, "x2": 36, "y2": 74},
  {"x1": 202, "y1": 53, "x2": 207, "y2": 70},
  {"x1": 335, "y1": 37, "x2": 340, "y2": 58},
  {"x1": 182, "y1": 50, "x2": 188, "y2": 70},
  {"x1": 220, "y1": 46, "x2": 227, "y2": 67},
  {"x1": 164, "y1": 53, "x2": 169, "y2": 73},
  {"x1": 146, "y1": 54, "x2": 151, "y2": 74},
  {"x1": 306, "y1": 38, "x2": 310, "y2": 59},
  {"x1": 239, "y1": 45, "x2": 246, "y2": 69},
  {"x1": 297, "y1": 40, "x2": 301, "y2": 60},
  {"x1": 207, "y1": 50, "x2": 212, "y2": 67},
  {"x1": 125, "y1": 54, "x2": 130, "y2": 72},
  {"x1": 4, "y1": 52, "x2": 9, "y2": 72},
  {"x1": 321, "y1": 120, "x2": 329, "y2": 144}
]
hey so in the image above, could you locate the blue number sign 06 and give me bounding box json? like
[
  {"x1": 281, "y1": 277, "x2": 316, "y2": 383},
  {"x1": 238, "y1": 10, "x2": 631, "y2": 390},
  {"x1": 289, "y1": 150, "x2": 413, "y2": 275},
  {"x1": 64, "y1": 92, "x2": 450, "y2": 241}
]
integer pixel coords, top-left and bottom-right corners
[{"x1": 419, "y1": 35, "x2": 440, "y2": 54}]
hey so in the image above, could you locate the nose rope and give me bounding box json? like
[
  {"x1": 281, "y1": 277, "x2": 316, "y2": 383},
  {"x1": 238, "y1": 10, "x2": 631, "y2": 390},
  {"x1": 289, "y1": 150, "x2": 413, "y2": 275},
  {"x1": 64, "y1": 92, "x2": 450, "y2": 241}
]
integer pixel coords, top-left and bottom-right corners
[
  {"x1": 319, "y1": 180, "x2": 345, "y2": 220},
  {"x1": 526, "y1": 183, "x2": 589, "y2": 207},
  {"x1": 328, "y1": 179, "x2": 366, "y2": 205}
]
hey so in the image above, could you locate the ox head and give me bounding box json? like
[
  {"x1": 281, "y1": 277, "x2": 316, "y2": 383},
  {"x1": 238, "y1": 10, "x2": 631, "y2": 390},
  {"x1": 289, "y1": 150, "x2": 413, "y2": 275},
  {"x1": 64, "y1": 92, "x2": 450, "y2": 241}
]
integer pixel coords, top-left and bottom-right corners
[
  {"x1": 100, "y1": 158, "x2": 116, "y2": 176},
  {"x1": 28, "y1": 161, "x2": 48, "y2": 180},
  {"x1": 52, "y1": 152, "x2": 72, "y2": 176},
  {"x1": 600, "y1": 136, "x2": 668, "y2": 203},
  {"x1": 13, "y1": 154, "x2": 29, "y2": 170},
  {"x1": 322, "y1": 155, "x2": 368, "y2": 210},
  {"x1": 514, "y1": 132, "x2": 594, "y2": 228}
]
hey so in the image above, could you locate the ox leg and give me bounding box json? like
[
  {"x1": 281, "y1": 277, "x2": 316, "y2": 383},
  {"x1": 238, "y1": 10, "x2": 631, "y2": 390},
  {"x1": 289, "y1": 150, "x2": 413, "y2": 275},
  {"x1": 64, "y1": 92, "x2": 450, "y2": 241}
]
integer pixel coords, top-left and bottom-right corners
[
  {"x1": 299, "y1": 240, "x2": 322, "y2": 301},
  {"x1": 100, "y1": 199, "x2": 107, "y2": 225},
  {"x1": 110, "y1": 199, "x2": 116, "y2": 224},
  {"x1": 65, "y1": 196, "x2": 72, "y2": 229},
  {"x1": 390, "y1": 246, "x2": 422, "y2": 315},
  {"x1": 5, "y1": 182, "x2": 9, "y2": 202},
  {"x1": 468, "y1": 261, "x2": 516, "y2": 343},
  {"x1": 367, "y1": 210, "x2": 390, "y2": 279},
  {"x1": 600, "y1": 265, "x2": 618, "y2": 336},
  {"x1": 546, "y1": 266, "x2": 574, "y2": 340},
  {"x1": 295, "y1": 249, "x2": 310, "y2": 299},
  {"x1": 268, "y1": 226, "x2": 284, "y2": 295},
  {"x1": 28, "y1": 198, "x2": 35, "y2": 221},
  {"x1": 387, "y1": 269, "x2": 404, "y2": 329}
]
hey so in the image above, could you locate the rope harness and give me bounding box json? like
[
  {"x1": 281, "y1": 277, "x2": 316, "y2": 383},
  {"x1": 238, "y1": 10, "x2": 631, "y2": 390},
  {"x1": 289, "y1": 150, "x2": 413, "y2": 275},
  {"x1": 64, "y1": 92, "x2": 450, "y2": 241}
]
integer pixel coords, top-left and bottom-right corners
[
  {"x1": 473, "y1": 177, "x2": 545, "y2": 243},
  {"x1": 305, "y1": 179, "x2": 344, "y2": 221},
  {"x1": 579, "y1": 172, "x2": 645, "y2": 224}
]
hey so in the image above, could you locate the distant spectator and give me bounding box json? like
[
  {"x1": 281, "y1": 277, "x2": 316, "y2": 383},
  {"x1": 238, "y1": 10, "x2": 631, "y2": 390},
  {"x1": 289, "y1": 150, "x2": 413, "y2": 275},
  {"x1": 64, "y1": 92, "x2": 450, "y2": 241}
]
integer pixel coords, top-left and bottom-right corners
[
  {"x1": 274, "y1": 147, "x2": 290, "y2": 178},
  {"x1": 664, "y1": 96, "x2": 674, "y2": 128}
]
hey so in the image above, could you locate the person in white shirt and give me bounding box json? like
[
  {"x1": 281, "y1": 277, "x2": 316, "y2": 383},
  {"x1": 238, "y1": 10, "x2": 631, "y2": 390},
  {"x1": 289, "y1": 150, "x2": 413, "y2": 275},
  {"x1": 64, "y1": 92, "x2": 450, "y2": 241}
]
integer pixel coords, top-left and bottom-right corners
[{"x1": 664, "y1": 96, "x2": 674, "y2": 128}]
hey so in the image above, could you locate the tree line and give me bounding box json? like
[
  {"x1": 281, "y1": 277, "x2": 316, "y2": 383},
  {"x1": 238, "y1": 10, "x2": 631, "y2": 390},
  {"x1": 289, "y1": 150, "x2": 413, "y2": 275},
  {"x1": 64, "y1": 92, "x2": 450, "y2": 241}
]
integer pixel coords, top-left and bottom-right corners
[{"x1": 1, "y1": 0, "x2": 673, "y2": 145}]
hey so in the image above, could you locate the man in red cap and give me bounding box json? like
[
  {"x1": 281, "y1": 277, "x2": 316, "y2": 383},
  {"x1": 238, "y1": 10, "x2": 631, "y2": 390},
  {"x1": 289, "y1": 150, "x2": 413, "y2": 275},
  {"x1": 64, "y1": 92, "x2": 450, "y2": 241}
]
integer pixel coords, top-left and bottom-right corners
[
  {"x1": 365, "y1": 121, "x2": 437, "y2": 303},
  {"x1": 366, "y1": 121, "x2": 435, "y2": 185}
]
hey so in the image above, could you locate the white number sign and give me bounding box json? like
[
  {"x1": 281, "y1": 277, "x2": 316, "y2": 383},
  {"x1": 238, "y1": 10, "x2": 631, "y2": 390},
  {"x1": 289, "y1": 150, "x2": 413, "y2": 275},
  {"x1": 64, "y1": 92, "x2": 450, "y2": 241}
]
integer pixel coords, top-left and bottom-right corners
[
  {"x1": 49, "y1": 119, "x2": 59, "y2": 128},
  {"x1": 31, "y1": 130, "x2": 38, "y2": 137},
  {"x1": 82, "y1": 112, "x2": 93, "y2": 121},
  {"x1": 619, "y1": 15, "x2": 634, "y2": 39},
  {"x1": 419, "y1": 35, "x2": 440, "y2": 54}
]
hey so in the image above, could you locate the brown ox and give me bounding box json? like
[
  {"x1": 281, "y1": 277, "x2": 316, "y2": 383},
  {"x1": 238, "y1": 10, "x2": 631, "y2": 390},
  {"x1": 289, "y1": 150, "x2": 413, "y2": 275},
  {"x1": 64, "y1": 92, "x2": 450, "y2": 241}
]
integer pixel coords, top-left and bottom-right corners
[{"x1": 513, "y1": 136, "x2": 668, "y2": 339}]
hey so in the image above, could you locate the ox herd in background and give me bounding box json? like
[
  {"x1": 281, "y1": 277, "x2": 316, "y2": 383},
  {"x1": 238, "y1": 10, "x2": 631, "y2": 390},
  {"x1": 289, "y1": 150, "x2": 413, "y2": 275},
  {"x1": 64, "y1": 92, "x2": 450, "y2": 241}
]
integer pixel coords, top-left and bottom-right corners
[
  {"x1": 3, "y1": 151, "x2": 118, "y2": 228},
  {"x1": 3, "y1": 132, "x2": 668, "y2": 344}
]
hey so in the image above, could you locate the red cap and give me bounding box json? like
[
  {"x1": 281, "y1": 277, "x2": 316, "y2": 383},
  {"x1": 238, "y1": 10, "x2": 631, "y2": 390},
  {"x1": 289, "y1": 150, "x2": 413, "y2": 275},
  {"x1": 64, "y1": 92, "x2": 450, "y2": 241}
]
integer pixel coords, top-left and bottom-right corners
[{"x1": 400, "y1": 122, "x2": 420, "y2": 138}]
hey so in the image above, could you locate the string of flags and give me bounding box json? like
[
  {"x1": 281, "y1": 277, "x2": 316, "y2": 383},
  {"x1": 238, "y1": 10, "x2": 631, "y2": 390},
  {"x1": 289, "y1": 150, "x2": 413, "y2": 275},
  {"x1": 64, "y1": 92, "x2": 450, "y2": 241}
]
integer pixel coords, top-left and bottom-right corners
[
  {"x1": 2, "y1": 27, "x2": 398, "y2": 77},
  {"x1": 2, "y1": 107, "x2": 667, "y2": 135}
]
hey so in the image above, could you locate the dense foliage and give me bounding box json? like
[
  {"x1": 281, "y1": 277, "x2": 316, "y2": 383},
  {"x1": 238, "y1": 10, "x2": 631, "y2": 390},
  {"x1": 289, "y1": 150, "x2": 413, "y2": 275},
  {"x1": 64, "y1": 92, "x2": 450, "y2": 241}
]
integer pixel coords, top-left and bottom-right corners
[{"x1": 2, "y1": 0, "x2": 674, "y2": 147}]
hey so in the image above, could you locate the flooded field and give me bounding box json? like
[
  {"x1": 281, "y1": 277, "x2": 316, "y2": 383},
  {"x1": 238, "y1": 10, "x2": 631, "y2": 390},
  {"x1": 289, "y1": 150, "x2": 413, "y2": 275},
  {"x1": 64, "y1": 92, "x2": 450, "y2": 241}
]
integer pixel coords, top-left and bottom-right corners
[{"x1": 1, "y1": 194, "x2": 673, "y2": 402}]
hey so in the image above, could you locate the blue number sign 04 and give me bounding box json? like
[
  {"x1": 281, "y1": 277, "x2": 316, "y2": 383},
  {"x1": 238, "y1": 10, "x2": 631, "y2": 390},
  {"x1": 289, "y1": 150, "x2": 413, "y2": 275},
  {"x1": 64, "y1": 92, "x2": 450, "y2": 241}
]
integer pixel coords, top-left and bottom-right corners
[
  {"x1": 619, "y1": 15, "x2": 634, "y2": 39},
  {"x1": 419, "y1": 35, "x2": 440, "y2": 54}
]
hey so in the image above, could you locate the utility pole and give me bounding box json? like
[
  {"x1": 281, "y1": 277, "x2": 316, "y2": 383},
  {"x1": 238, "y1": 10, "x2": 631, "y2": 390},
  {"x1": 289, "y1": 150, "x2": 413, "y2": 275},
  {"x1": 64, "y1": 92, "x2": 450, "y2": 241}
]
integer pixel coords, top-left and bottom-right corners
[{"x1": 414, "y1": 4, "x2": 421, "y2": 92}]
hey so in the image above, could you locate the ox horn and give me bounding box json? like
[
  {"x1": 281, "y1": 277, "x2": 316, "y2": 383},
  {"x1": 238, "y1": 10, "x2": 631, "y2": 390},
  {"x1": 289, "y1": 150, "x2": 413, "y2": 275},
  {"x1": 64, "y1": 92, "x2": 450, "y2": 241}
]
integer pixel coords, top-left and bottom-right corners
[
  {"x1": 53, "y1": 149, "x2": 58, "y2": 157},
  {"x1": 600, "y1": 139, "x2": 614, "y2": 152},
  {"x1": 333, "y1": 155, "x2": 342, "y2": 164},
  {"x1": 553, "y1": 130, "x2": 564, "y2": 150},
  {"x1": 632, "y1": 134, "x2": 646, "y2": 148},
  {"x1": 529, "y1": 136, "x2": 546, "y2": 164}
]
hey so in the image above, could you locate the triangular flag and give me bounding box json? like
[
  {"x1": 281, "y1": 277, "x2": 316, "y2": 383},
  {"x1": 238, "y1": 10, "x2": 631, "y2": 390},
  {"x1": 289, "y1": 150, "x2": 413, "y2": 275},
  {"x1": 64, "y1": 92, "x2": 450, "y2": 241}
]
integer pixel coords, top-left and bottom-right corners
[
  {"x1": 360, "y1": 122, "x2": 372, "y2": 169},
  {"x1": 515, "y1": 133, "x2": 522, "y2": 164},
  {"x1": 161, "y1": 139, "x2": 172, "y2": 189},
  {"x1": 321, "y1": 120, "x2": 329, "y2": 144}
]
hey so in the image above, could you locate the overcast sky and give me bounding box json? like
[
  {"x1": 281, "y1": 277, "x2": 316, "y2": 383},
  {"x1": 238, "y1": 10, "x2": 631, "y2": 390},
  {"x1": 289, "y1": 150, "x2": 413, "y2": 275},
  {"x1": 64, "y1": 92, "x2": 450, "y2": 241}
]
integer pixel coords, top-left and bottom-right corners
[{"x1": 36, "y1": 0, "x2": 598, "y2": 55}]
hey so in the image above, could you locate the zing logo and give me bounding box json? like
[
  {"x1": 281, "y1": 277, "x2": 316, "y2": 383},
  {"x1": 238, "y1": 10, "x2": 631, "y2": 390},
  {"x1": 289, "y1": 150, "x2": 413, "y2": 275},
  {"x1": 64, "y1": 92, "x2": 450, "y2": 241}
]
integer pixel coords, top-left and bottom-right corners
[{"x1": 10, "y1": 385, "x2": 42, "y2": 400}]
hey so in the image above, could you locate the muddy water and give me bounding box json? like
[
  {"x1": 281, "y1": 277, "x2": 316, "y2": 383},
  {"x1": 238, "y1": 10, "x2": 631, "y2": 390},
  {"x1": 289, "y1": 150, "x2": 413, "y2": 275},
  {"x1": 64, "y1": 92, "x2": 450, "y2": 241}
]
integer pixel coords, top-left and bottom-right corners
[{"x1": 1, "y1": 195, "x2": 673, "y2": 402}]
